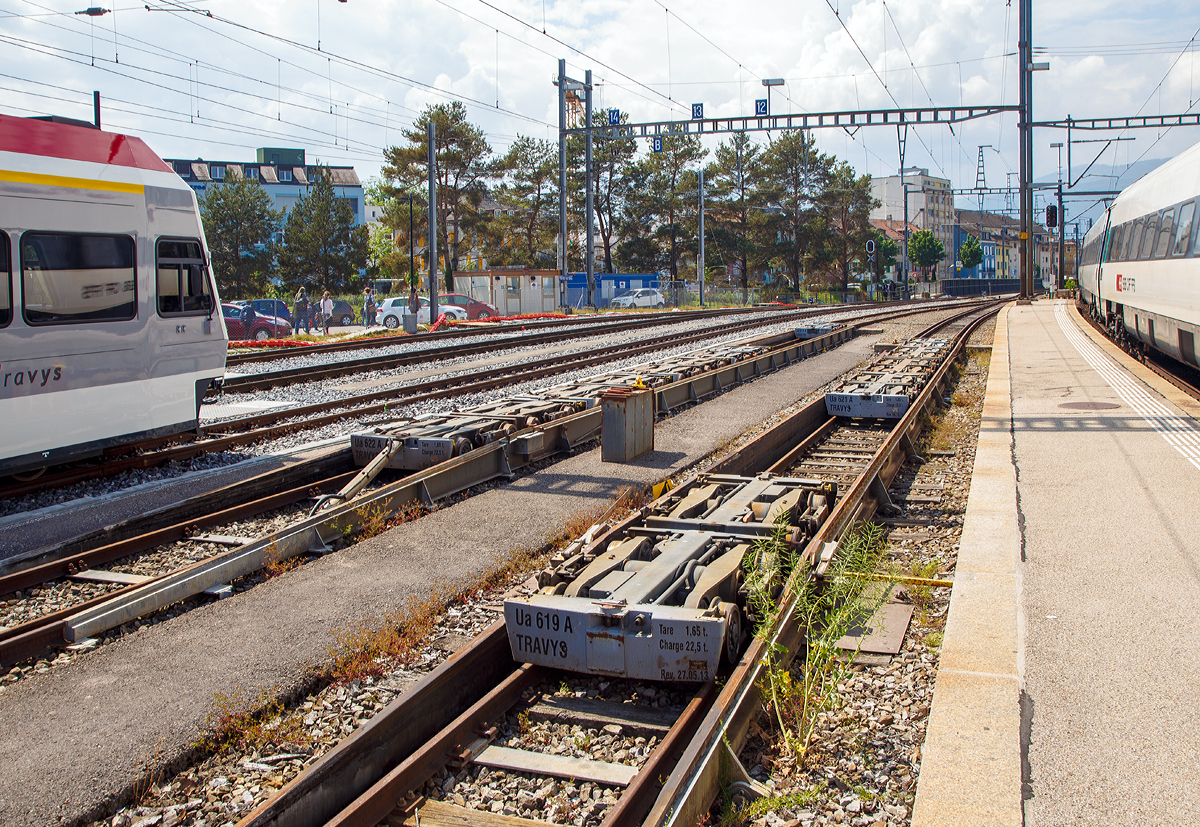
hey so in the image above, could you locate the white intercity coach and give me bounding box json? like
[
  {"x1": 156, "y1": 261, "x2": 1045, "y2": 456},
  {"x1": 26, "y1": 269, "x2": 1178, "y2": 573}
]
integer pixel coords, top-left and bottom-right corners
[{"x1": 0, "y1": 114, "x2": 227, "y2": 478}]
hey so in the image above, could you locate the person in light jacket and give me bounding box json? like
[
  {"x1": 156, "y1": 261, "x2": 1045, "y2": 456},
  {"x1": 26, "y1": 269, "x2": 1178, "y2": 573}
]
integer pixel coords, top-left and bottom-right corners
[{"x1": 320, "y1": 291, "x2": 333, "y2": 336}]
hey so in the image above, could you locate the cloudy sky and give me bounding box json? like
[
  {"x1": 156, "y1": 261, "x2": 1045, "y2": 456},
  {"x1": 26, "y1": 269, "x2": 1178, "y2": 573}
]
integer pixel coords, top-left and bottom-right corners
[{"x1": 3, "y1": 0, "x2": 1199, "y2": 227}]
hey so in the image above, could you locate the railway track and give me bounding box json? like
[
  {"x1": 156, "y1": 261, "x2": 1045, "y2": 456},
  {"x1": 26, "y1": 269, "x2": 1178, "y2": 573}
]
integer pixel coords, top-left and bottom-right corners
[
  {"x1": 0, "y1": 301, "x2": 987, "y2": 678},
  {"x1": 228, "y1": 300, "x2": 1001, "y2": 827},
  {"x1": 0, "y1": 301, "x2": 955, "y2": 500},
  {"x1": 222, "y1": 307, "x2": 779, "y2": 389}
]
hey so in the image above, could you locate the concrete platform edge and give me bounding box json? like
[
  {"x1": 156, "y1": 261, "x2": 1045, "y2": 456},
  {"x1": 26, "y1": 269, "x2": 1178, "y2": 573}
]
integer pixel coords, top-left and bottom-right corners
[{"x1": 911, "y1": 302, "x2": 1022, "y2": 827}]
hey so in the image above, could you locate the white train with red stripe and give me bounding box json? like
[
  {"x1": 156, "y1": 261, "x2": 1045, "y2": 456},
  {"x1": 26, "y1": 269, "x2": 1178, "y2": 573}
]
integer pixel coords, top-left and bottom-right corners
[
  {"x1": 1078, "y1": 139, "x2": 1200, "y2": 366},
  {"x1": 0, "y1": 114, "x2": 227, "y2": 478}
]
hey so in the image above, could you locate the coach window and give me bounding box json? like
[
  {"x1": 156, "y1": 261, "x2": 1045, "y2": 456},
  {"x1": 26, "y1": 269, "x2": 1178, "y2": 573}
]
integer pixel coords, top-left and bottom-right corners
[
  {"x1": 157, "y1": 238, "x2": 214, "y2": 316},
  {"x1": 1154, "y1": 208, "x2": 1174, "y2": 258},
  {"x1": 1124, "y1": 220, "x2": 1141, "y2": 260},
  {"x1": 1174, "y1": 200, "x2": 1195, "y2": 257},
  {"x1": 21, "y1": 233, "x2": 135, "y2": 325},
  {"x1": 1138, "y1": 215, "x2": 1158, "y2": 259},
  {"x1": 1107, "y1": 225, "x2": 1123, "y2": 262},
  {"x1": 0, "y1": 232, "x2": 11, "y2": 328}
]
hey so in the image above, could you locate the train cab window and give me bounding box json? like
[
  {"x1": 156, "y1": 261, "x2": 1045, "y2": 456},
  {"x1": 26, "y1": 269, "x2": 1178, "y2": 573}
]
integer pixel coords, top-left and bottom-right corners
[
  {"x1": 157, "y1": 238, "x2": 214, "y2": 316},
  {"x1": 21, "y1": 233, "x2": 135, "y2": 324},
  {"x1": 1174, "y1": 201, "x2": 1195, "y2": 257},
  {"x1": 1154, "y1": 209, "x2": 1174, "y2": 258},
  {"x1": 0, "y1": 232, "x2": 11, "y2": 328}
]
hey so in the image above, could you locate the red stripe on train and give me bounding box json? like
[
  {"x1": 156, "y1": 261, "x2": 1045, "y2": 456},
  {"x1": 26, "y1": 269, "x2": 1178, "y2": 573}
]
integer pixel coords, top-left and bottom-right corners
[{"x1": 0, "y1": 114, "x2": 173, "y2": 173}]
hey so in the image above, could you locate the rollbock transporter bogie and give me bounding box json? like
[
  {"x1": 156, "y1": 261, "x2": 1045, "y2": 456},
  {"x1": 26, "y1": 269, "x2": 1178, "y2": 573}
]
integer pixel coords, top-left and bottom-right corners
[
  {"x1": 504, "y1": 473, "x2": 836, "y2": 682},
  {"x1": 825, "y1": 338, "x2": 952, "y2": 419}
]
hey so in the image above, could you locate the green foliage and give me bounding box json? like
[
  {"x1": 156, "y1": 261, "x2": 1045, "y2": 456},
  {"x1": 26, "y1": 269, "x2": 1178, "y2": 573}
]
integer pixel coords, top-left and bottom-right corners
[
  {"x1": 959, "y1": 233, "x2": 984, "y2": 271},
  {"x1": 748, "y1": 521, "x2": 888, "y2": 761},
  {"x1": 382, "y1": 101, "x2": 493, "y2": 290},
  {"x1": 820, "y1": 161, "x2": 880, "y2": 291},
  {"x1": 484, "y1": 135, "x2": 558, "y2": 268},
  {"x1": 907, "y1": 229, "x2": 946, "y2": 278},
  {"x1": 199, "y1": 176, "x2": 282, "y2": 300},
  {"x1": 277, "y1": 167, "x2": 370, "y2": 293}
]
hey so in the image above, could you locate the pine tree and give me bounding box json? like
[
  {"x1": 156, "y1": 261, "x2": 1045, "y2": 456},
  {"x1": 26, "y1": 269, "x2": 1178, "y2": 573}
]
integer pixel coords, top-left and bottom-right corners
[
  {"x1": 199, "y1": 176, "x2": 281, "y2": 300},
  {"x1": 277, "y1": 167, "x2": 369, "y2": 293}
]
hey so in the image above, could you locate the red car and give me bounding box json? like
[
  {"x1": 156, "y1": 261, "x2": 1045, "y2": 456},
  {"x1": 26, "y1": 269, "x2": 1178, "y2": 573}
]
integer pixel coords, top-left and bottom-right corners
[
  {"x1": 222, "y1": 303, "x2": 293, "y2": 340},
  {"x1": 439, "y1": 293, "x2": 498, "y2": 320}
]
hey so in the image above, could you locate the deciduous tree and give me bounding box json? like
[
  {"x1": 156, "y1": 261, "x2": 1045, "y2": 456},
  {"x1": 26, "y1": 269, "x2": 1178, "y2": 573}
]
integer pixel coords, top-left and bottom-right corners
[
  {"x1": 907, "y1": 229, "x2": 946, "y2": 280},
  {"x1": 959, "y1": 234, "x2": 983, "y2": 271}
]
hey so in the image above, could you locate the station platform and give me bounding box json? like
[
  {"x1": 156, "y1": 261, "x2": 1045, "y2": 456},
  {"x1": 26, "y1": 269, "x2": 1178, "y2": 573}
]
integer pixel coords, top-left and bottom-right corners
[{"x1": 915, "y1": 299, "x2": 1200, "y2": 826}]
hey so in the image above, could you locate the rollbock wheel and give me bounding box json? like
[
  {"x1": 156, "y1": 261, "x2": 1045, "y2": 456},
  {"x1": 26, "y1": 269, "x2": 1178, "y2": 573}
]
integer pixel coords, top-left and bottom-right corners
[{"x1": 717, "y1": 600, "x2": 744, "y2": 670}]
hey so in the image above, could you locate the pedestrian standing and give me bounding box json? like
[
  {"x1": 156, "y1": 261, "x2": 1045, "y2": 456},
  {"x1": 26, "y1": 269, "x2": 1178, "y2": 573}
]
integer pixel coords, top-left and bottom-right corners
[
  {"x1": 320, "y1": 291, "x2": 333, "y2": 336},
  {"x1": 408, "y1": 283, "x2": 420, "y2": 318},
  {"x1": 293, "y1": 288, "x2": 310, "y2": 334},
  {"x1": 239, "y1": 301, "x2": 256, "y2": 338},
  {"x1": 363, "y1": 287, "x2": 375, "y2": 327}
]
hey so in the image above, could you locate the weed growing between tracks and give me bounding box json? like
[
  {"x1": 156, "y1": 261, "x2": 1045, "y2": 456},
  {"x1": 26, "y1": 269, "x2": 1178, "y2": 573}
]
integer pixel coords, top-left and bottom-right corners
[{"x1": 720, "y1": 522, "x2": 887, "y2": 826}]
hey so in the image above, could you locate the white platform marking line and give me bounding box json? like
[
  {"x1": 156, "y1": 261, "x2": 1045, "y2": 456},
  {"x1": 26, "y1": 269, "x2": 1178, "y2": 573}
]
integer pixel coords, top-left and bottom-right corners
[{"x1": 1055, "y1": 302, "x2": 1200, "y2": 471}]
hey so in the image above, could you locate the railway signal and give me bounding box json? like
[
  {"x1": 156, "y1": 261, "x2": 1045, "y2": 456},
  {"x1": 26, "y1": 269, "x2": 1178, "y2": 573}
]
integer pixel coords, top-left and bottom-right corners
[{"x1": 1046, "y1": 204, "x2": 1057, "y2": 228}]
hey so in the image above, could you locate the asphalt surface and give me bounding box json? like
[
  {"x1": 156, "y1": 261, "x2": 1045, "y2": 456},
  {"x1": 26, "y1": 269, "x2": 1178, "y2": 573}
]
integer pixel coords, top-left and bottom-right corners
[
  {"x1": 1015, "y1": 301, "x2": 1200, "y2": 826},
  {"x1": 0, "y1": 329, "x2": 886, "y2": 826}
]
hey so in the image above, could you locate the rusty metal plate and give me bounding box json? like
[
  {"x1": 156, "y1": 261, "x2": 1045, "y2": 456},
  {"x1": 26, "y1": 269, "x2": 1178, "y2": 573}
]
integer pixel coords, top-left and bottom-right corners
[
  {"x1": 836, "y1": 601, "x2": 914, "y2": 655},
  {"x1": 1058, "y1": 401, "x2": 1120, "y2": 410}
]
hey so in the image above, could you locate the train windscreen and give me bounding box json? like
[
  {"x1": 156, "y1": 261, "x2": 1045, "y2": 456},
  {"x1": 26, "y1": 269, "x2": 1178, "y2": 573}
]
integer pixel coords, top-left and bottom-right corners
[{"x1": 20, "y1": 233, "x2": 136, "y2": 324}]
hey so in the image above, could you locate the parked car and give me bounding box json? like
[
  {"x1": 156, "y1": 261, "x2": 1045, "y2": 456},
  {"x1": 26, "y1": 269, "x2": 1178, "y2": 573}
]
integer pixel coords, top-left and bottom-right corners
[
  {"x1": 378, "y1": 297, "x2": 468, "y2": 329},
  {"x1": 222, "y1": 303, "x2": 292, "y2": 340},
  {"x1": 612, "y1": 288, "x2": 665, "y2": 309},
  {"x1": 249, "y1": 298, "x2": 292, "y2": 325},
  {"x1": 439, "y1": 293, "x2": 498, "y2": 320}
]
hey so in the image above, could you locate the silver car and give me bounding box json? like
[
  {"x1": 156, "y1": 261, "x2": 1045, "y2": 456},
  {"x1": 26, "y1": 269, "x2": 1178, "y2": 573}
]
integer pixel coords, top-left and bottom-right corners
[
  {"x1": 612, "y1": 288, "x2": 665, "y2": 309},
  {"x1": 379, "y1": 297, "x2": 468, "y2": 328}
]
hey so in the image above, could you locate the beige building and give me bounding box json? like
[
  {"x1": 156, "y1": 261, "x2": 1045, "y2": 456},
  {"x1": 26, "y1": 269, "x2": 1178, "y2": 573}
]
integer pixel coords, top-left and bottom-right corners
[{"x1": 870, "y1": 168, "x2": 955, "y2": 277}]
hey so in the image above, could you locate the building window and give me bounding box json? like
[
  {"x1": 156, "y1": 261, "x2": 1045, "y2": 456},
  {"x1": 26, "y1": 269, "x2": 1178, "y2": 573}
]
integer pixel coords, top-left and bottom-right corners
[
  {"x1": 20, "y1": 233, "x2": 136, "y2": 325},
  {"x1": 211, "y1": 166, "x2": 225, "y2": 180},
  {"x1": 246, "y1": 167, "x2": 259, "y2": 181},
  {"x1": 279, "y1": 169, "x2": 293, "y2": 183}
]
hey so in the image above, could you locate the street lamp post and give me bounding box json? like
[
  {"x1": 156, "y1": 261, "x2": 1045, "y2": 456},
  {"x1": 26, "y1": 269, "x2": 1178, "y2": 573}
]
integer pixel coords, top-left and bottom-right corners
[{"x1": 761, "y1": 77, "x2": 784, "y2": 117}]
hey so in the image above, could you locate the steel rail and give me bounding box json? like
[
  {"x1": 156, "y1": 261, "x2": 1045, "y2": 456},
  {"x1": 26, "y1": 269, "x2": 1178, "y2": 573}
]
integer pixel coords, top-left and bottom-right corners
[
  {"x1": 0, "y1": 471, "x2": 360, "y2": 667},
  {"x1": 1075, "y1": 299, "x2": 1200, "y2": 402},
  {"x1": 643, "y1": 303, "x2": 1002, "y2": 827},
  {"x1": 224, "y1": 307, "x2": 772, "y2": 372},
  {"x1": 0, "y1": 303, "x2": 883, "y2": 500},
  {"x1": 228, "y1": 301, "x2": 1001, "y2": 827},
  {"x1": 223, "y1": 314, "x2": 714, "y2": 392}
]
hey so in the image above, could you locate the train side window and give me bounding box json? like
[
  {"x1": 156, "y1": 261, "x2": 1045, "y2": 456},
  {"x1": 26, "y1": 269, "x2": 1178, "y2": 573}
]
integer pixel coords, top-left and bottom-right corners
[
  {"x1": 1125, "y1": 219, "x2": 1142, "y2": 260},
  {"x1": 1107, "y1": 224, "x2": 1123, "y2": 262},
  {"x1": 1174, "y1": 200, "x2": 1196, "y2": 256},
  {"x1": 0, "y1": 232, "x2": 10, "y2": 328},
  {"x1": 156, "y1": 238, "x2": 214, "y2": 316},
  {"x1": 1138, "y1": 216, "x2": 1158, "y2": 259},
  {"x1": 20, "y1": 233, "x2": 135, "y2": 325},
  {"x1": 1154, "y1": 208, "x2": 1174, "y2": 258}
]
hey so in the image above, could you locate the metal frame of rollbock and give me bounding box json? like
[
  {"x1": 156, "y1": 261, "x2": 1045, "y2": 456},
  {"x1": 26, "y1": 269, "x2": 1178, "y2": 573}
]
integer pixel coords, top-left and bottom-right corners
[{"x1": 230, "y1": 300, "x2": 1000, "y2": 827}]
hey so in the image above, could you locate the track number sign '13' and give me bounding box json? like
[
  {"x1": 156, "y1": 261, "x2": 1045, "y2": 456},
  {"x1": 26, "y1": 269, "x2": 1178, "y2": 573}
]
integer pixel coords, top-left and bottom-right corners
[{"x1": 691, "y1": 103, "x2": 703, "y2": 120}]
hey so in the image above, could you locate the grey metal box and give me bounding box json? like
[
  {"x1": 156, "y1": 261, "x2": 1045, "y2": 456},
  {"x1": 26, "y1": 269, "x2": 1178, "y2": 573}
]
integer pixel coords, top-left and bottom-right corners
[{"x1": 600, "y1": 387, "x2": 654, "y2": 463}]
